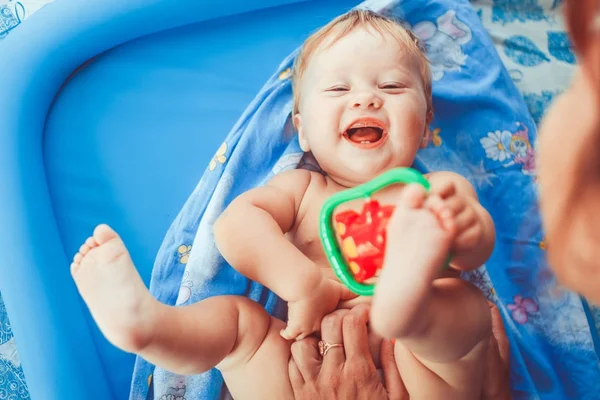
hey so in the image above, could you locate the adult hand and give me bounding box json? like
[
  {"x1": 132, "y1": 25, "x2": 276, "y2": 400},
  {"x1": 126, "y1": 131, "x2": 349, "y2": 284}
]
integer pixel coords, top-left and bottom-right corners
[
  {"x1": 288, "y1": 302, "x2": 511, "y2": 399},
  {"x1": 288, "y1": 304, "x2": 406, "y2": 399}
]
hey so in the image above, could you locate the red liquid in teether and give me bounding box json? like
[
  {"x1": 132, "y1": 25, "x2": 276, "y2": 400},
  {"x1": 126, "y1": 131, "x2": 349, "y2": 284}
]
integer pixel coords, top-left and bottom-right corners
[{"x1": 334, "y1": 200, "x2": 395, "y2": 282}]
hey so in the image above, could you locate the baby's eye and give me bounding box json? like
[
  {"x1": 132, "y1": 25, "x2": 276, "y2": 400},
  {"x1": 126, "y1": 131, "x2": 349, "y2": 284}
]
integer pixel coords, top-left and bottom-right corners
[
  {"x1": 326, "y1": 86, "x2": 349, "y2": 92},
  {"x1": 380, "y1": 82, "x2": 406, "y2": 90}
]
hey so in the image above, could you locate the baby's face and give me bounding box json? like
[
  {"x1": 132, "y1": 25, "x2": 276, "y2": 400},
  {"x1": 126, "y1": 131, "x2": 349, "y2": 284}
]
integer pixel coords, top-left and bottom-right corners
[{"x1": 294, "y1": 27, "x2": 430, "y2": 186}]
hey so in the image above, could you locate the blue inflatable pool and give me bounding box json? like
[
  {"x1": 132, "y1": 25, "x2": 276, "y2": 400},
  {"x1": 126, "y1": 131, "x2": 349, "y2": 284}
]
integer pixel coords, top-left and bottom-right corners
[
  {"x1": 5, "y1": 0, "x2": 600, "y2": 399},
  {"x1": 0, "y1": 0, "x2": 359, "y2": 398}
]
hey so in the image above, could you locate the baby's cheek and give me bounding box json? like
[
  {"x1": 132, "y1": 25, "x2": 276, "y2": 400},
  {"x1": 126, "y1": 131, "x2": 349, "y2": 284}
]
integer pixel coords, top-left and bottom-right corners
[
  {"x1": 406, "y1": 99, "x2": 429, "y2": 129},
  {"x1": 393, "y1": 113, "x2": 423, "y2": 134}
]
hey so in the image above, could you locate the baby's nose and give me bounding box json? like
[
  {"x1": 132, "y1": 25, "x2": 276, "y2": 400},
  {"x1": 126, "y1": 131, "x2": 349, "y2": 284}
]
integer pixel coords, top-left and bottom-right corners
[{"x1": 351, "y1": 92, "x2": 382, "y2": 109}]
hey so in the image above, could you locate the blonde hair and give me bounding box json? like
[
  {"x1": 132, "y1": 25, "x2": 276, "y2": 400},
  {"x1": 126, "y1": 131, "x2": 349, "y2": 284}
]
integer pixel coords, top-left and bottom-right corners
[{"x1": 291, "y1": 9, "x2": 433, "y2": 116}]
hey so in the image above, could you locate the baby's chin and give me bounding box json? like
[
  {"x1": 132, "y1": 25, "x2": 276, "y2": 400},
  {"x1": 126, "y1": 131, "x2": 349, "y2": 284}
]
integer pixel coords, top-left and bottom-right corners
[
  {"x1": 326, "y1": 165, "x2": 401, "y2": 187},
  {"x1": 342, "y1": 154, "x2": 414, "y2": 182}
]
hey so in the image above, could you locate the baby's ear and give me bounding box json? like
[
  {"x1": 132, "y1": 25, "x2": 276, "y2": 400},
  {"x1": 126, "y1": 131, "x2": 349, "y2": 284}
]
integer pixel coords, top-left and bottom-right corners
[
  {"x1": 421, "y1": 126, "x2": 431, "y2": 149},
  {"x1": 294, "y1": 114, "x2": 311, "y2": 152},
  {"x1": 426, "y1": 109, "x2": 434, "y2": 125}
]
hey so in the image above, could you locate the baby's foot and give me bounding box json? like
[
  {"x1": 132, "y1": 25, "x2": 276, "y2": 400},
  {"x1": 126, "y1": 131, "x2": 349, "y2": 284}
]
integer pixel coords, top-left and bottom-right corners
[
  {"x1": 71, "y1": 224, "x2": 157, "y2": 353},
  {"x1": 370, "y1": 184, "x2": 452, "y2": 338}
]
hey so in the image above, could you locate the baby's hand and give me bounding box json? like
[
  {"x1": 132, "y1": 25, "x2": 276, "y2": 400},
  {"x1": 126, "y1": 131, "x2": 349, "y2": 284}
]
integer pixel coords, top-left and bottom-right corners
[
  {"x1": 280, "y1": 276, "x2": 351, "y2": 341},
  {"x1": 425, "y1": 180, "x2": 483, "y2": 251}
]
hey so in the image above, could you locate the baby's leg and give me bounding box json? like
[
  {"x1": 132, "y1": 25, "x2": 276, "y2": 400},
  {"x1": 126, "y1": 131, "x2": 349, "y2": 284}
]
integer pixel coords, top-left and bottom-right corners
[
  {"x1": 71, "y1": 225, "x2": 272, "y2": 375},
  {"x1": 370, "y1": 185, "x2": 491, "y2": 380}
]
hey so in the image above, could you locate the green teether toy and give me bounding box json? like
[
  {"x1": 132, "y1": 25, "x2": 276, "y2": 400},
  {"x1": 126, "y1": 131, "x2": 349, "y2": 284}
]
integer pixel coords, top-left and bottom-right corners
[{"x1": 319, "y1": 167, "x2": 451, "y2": 296}]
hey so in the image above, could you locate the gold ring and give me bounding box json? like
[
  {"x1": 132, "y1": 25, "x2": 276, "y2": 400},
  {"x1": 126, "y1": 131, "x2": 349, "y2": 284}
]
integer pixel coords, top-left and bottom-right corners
[{"x1": 318, "y1": 340, "x2": 343, "y2": 356}]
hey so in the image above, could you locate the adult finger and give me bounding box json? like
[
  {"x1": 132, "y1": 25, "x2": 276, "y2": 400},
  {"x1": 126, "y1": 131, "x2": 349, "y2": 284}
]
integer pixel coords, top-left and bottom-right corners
[
  {"x1": 289, "y1": 357, "x2": 320, "y2": 400},
  {"x1": 290, "y1": 337, "x2": 321, "y2": 383},
  {"x1": 483, "y1": 302, "x2": 511, "y2": 400},
  {"x1": 341, "y1": 304, "x2": 372, "y2": 363},
  {"x1": 288, "y1": 357, "x2": 305, "y2": 387},
  {"x1": 380, "y1": 339, "x2": 408, "y2": 400},
  {"x1": 489, "y1": 302, "x2": 510, "y2": 366},
  {"x1": 320, "y1": 309, "x2": 347, "y2": 373}
]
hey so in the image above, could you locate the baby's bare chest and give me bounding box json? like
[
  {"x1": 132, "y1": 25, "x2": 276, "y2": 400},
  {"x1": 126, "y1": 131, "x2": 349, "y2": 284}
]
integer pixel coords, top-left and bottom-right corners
[{"x1": 289, "y1": 183, "x2": 407, "y2": 264}]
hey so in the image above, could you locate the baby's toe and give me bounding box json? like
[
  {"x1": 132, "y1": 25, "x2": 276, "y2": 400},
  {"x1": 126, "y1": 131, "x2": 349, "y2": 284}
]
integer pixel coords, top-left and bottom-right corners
[
  {"x1": 70, "y1": 262, "x2": 80, "y2": 276},
  {"x1": 398, "y1": 184, "x2": 427, "y2": 209},
  {"x1": 79, "y1": 244, "x2": 91, "y2": 255},
  {"x1": 85, "y1": 237, "x2": 97, "y2": 248},
  {"x1": 93, "y1": 224, "x2": 120, "y2": 245}
]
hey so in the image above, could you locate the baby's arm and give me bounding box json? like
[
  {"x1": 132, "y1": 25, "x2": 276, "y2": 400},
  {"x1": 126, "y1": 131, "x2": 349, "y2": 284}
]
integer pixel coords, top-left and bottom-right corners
[
  {"x1": 214, "y1": 169, "x2": 321, "y2": 301},
  {"x1": 427, "y1": 171, "x2": 495, "y2": 271},
  {"x1": 214, "y1": 170, "x2": 343, "y2": 338}
]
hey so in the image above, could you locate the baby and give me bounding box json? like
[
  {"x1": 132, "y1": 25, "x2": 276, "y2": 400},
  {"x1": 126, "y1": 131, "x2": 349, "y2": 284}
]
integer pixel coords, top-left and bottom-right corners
[{"x1": 71, "y1": 10, "x2": 496, "y2": 399}]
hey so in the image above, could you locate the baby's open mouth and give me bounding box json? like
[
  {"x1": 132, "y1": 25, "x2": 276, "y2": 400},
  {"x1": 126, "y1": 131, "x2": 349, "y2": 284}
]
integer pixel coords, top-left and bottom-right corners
[
  {"x1": 346, "y1": 127, "x2": 384, "y2": 144},
  {"x1": 343, "y1": 119, "x2": 388, "y2": 149}
]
